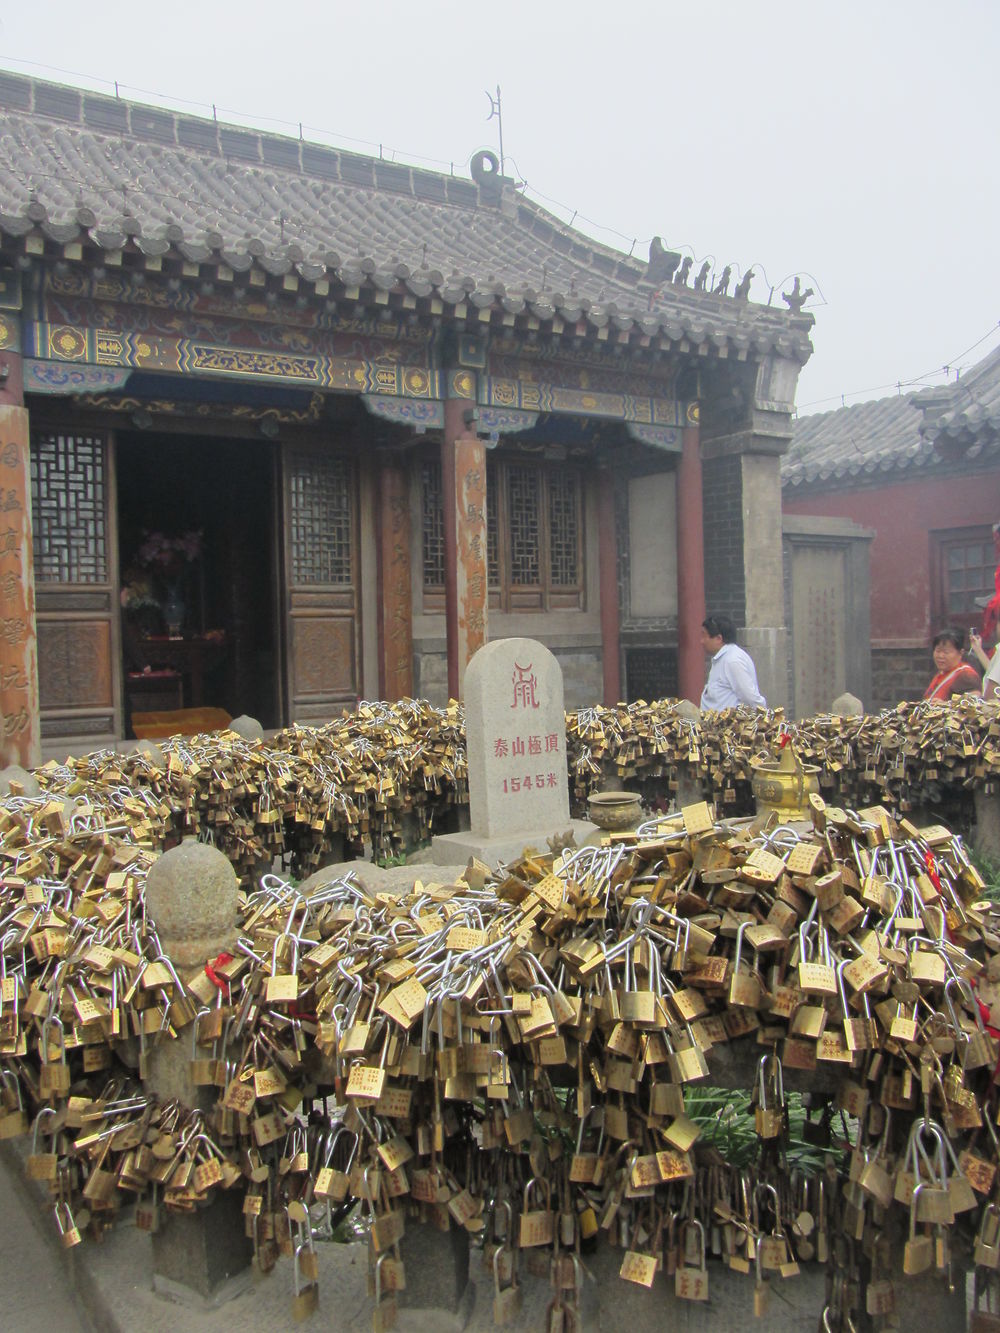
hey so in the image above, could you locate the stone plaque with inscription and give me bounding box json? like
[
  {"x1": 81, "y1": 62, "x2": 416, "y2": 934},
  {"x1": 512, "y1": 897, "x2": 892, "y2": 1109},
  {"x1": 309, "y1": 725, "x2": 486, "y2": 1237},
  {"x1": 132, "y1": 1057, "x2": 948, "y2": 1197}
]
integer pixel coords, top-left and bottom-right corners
[{"x1": 464, "y1": 638, "x2": 569, "y2": 838}]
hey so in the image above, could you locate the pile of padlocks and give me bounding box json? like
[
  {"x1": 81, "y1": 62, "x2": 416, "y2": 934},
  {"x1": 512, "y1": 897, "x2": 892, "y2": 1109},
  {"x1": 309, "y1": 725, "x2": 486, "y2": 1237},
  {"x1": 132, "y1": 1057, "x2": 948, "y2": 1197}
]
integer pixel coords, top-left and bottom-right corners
[
  {"x1": 21, "y1": 695, "x2": 1000, "y2": 893},
  {"x1": 28, "y1": 698, "x2": 470, "y2": 880},
  {"x1": 567, "y1": 694, "x2": 1000, "y2": 815},
  {"x1": 2, "y1": 782, "x2": 1000, "y2": 1327}
]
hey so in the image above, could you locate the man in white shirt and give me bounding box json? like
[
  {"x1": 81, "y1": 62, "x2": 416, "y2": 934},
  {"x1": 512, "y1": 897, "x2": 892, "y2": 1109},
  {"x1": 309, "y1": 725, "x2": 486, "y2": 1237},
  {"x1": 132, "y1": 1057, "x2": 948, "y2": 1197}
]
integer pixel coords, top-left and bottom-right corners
[{"x1": 699, "y1": 614, "x2": 766, "y2": 710}]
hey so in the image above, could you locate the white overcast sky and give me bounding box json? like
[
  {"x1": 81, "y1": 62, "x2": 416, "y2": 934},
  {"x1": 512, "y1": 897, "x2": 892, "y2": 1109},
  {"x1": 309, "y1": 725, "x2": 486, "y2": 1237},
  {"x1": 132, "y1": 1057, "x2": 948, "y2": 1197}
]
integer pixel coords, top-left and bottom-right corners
[{"x1": 2, "y1": 0, "x2": 997, "y2": 415}]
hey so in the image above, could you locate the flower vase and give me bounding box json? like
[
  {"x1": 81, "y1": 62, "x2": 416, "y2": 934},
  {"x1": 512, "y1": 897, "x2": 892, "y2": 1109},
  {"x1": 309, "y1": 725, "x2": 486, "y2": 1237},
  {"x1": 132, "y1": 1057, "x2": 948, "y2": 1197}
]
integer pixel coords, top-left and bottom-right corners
[{"x1": 163, "y1": 583, "x2": 185, "y2": 638}]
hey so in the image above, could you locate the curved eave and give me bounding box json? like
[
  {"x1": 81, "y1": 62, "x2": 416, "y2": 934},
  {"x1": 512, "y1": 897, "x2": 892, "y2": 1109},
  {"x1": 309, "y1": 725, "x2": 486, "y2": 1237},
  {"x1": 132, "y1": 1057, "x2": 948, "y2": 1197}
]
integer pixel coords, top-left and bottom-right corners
[
  {"x1": 0, "y1": 210, "x2": 815, "y2": 366},
  {"x1": 783, "y1": 439, "x2": 998, "y2": 491}
]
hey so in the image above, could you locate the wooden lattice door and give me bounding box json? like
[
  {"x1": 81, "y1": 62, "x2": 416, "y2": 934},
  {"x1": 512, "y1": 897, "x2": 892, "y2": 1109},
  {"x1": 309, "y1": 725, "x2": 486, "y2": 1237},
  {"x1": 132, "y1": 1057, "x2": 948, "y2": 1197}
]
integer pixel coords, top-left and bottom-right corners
[
  {"x1": 282, "y1": 444, "x2": 360, "y2": 722},
  {"x1": 31, "y1": 428, "x2": 121, "y2": 752}
]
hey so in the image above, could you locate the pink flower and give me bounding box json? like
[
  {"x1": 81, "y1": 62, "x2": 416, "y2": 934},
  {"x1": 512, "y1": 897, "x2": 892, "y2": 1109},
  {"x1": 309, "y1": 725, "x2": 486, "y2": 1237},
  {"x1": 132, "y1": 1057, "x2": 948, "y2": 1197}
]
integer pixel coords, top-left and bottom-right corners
[{"x1": 136, "y1": 530, "x2": 203, "y2": 575}]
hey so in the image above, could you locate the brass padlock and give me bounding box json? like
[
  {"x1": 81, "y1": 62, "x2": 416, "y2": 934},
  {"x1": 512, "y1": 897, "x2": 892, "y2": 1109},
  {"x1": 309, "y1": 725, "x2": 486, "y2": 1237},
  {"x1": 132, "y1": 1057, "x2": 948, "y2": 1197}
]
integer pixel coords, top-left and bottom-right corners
[
  {"x1": 728, "y1": 922, "x2": 761, "y2": 1009},
  {"x1": 754, "y1": 1054, "x2": 784, "y2": 1139}
]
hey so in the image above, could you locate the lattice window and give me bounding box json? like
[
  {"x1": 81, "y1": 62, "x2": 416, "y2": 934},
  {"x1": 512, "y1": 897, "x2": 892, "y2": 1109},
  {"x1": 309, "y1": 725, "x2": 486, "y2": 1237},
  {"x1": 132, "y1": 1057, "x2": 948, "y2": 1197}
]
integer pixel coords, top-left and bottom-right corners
[
  {"x1": 421, "y1": 454, "x2": 584, "y2": 611},
  {"x1": 288, "y1": 452, "x2": 353, "y2": 585},
  {"x1": 548, "y1": 470, "x2": 580, "y2": 587},
  {"x1": 944, "y1": 537, "x2": 994, "y2": 618},
  {"x1": 486, "y1": 459, "x2": 500, "y2": 587},
  {"x1": 507, "y1": 465, "x2": 541, "y2": 585},
  {"x1": 421, "y1": 460, "x2": 445, "y2": 588},
  {"x1": 31, "y1": 432, "x2": 107, "y2": 584}
]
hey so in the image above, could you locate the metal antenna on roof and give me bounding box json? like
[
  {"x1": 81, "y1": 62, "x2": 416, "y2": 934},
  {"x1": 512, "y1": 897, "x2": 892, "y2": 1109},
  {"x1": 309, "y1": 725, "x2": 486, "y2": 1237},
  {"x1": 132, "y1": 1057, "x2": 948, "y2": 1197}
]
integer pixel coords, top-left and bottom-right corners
[{"x1": 485, "y1": 85, "x2": 505, "y2": 175}]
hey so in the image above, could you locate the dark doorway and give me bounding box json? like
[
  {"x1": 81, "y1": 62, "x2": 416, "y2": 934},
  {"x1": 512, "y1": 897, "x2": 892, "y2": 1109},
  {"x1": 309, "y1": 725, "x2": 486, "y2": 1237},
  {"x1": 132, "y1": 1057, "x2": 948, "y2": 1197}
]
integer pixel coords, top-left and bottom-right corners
[{"x1": 116, "y1": 432, "x2": 281, "y2": 736}]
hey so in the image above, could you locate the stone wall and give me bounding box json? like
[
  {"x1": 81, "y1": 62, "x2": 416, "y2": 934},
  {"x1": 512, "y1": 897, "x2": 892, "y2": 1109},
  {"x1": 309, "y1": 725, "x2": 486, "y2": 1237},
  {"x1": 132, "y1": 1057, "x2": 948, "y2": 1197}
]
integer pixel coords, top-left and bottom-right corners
[
  {"x1": 624, "y1": 645, "x2": 678, "y2": 702},
  {"x1": 782, "y1": 515, "x2": 874, "y2": 718},
  {"x1": 413, "y1": 647, "x2": 449, "y2": 703},
  {"x1": 871, "y1": 646, "x2": 928, "y2": 711},
  {"x1": 701, "y1": 453, "x2": 745, "y2": 624}
]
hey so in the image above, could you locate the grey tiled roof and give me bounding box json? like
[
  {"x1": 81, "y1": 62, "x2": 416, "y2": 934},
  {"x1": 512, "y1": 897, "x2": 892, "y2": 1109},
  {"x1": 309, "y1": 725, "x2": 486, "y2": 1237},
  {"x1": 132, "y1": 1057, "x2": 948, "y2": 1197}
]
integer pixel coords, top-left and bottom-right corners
[
  {"x1": 783, "y1": 394, "x2": 925, "y2": 487},
  {"x1": 915, "y1": 344, "x2": 1000, "y2": 447},
  {"x1": 0, "y1": 70, "x2": 813, "y2": 361},
  {"x1": 785, "y1": 342, "x2": 1000, "y2": 488}
]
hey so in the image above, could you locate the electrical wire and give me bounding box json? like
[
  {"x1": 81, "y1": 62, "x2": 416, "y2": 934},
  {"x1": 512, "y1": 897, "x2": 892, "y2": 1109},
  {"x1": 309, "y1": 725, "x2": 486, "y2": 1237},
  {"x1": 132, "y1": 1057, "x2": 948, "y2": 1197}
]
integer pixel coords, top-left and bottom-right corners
[{"x1": 797, "y1": 321, "x2": 1000, "y2": 413}]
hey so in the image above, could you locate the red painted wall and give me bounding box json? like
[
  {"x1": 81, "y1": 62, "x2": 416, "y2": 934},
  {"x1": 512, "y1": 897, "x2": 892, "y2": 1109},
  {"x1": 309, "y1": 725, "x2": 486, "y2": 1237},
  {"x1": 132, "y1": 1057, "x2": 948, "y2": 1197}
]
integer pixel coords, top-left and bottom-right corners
[{"x1": 784, "y1": 471, "x2": 1000, "y2": 644}]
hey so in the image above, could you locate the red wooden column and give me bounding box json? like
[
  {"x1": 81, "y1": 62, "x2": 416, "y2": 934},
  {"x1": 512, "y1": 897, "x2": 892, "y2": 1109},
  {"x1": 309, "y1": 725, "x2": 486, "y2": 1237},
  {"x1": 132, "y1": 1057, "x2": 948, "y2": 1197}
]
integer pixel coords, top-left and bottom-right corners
[
  {"x1": 597, "y1": 470, "x2": 621, "y2": 704},
  {"x1": 0, "y1": 343, "x2": 40, "y2": 765},
  {"x1": 442, "y1": 399, "x2": 488, "y2": 699},
  {"x1": 676, "y1": 417, "x2": 706, "y2": 704},
  {"x1": 375, "y1": 456, "x2": 413, "y2": 700}
]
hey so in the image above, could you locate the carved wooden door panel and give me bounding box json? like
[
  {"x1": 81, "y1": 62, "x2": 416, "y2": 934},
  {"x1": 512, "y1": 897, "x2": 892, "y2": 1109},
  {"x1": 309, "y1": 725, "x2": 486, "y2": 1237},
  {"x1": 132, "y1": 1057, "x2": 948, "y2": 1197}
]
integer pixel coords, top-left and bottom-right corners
[
  {"x1": 282, "y1": 445, "x2": 360, "y2": 723},
  {"x1": 31, "y1": 428, "x2": 121, "y2": 753}
]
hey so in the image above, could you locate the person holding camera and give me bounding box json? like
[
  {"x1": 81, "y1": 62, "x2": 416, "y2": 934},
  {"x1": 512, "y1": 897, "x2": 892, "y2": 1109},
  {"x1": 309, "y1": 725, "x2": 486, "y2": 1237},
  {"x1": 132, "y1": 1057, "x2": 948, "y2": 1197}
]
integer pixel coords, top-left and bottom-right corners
[{"x1": 969, "y1": 629, "x2": 1000, "y2": 701}]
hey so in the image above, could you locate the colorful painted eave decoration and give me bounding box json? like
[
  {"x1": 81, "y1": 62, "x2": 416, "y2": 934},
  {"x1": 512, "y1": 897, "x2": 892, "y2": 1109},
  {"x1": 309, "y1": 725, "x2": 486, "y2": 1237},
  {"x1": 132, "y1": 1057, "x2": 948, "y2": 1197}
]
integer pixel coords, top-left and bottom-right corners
[
  {"x1": 478, "y1": 374, "x2": 684, "y2": 426},
  {"x1": 24, "y1": 321, "x2": 442, "y2": 399}
]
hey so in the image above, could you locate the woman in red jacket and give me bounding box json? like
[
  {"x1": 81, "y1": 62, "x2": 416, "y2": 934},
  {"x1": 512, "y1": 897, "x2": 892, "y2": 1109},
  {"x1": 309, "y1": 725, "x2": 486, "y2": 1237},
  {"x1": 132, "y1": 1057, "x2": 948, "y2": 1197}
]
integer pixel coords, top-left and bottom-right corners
[
  {"x1": 981, "y1": 523, "x2": 1000, "y2": 640},
  {"x1": 923, "y1": 628, "x2": 981, "y2": 701}
]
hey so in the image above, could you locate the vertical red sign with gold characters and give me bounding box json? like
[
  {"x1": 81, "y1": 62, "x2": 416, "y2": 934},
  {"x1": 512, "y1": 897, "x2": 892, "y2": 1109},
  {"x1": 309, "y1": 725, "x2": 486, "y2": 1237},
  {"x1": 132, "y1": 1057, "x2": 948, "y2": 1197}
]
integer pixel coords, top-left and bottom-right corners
[
  {"x1": 455, "y1": 438, "x2": 487, "y2": 693},
  {"x1": 0, "y1": 407, "x2": 39, "y2": 767}
]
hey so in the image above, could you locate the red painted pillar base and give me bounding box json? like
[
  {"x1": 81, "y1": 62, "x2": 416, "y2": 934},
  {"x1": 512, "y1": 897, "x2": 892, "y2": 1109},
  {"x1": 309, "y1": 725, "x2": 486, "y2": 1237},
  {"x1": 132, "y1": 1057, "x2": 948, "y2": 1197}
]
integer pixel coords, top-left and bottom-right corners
[{"x1": 676, "y1": 419, "x2": 706, "y2": 704}]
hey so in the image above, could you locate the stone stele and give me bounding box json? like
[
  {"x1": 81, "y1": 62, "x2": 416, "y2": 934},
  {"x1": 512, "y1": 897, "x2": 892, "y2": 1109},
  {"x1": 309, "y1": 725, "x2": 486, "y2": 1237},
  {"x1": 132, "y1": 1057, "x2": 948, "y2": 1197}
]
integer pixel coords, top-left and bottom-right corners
[{"x1": 465, "y1": 637, "x2": 570, "y2": 838}]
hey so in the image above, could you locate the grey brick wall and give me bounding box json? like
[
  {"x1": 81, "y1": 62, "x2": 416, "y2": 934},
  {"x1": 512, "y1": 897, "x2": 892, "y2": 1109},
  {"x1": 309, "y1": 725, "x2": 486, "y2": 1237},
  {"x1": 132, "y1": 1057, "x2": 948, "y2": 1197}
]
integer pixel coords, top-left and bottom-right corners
[
  {"x1": 871, "y1": 647, "x2": 929, "y2": 712},
  {"x1": 702, "y1": 454, "x2": 745, "y2": 625}
]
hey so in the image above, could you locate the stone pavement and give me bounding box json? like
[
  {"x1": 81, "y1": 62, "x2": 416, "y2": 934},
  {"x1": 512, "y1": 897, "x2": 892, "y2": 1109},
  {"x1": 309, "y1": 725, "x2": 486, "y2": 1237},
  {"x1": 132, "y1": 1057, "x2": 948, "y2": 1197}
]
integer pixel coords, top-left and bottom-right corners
[
  {"x1": 0, "y1": 1138, "x2": 92, "y2": 1332},
  {"x1": 0, "y1": 1128, "x2": 837, "y2": 1333}
]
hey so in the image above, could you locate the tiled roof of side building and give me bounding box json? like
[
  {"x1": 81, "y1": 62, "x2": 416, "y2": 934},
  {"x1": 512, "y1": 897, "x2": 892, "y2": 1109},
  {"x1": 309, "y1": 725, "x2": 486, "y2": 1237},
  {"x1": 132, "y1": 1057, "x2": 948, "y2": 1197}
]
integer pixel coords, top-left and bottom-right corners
[
  {"x1": 783, "y1": 394, "x2": 926, "y2": 487},
  {"x1": 785, "y1": 342, "x2": 1000, "y2": 489},
  {"x1": 914, "y1": 344, "x2": 1000, "y2": 448},
  {"x1": 0, "y1": 70, "x2": 813, "y2": 361}
]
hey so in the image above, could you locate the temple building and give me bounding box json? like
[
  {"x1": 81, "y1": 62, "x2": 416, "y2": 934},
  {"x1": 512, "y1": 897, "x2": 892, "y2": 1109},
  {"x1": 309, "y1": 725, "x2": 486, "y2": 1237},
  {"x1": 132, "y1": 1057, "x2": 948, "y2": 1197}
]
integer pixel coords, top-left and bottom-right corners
[
  {"x1": 784, "y1": 344, "x2": 1000, "y2": 711},
  {"x1": 0, "y1": 71, "x2": 814, "y2": 761}
]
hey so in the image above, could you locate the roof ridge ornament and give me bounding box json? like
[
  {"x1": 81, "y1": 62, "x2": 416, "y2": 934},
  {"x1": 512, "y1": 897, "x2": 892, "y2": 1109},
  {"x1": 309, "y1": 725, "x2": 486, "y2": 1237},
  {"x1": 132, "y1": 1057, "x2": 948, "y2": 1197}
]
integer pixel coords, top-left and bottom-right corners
[
  {"x1": 782, "y1": 276, "x2": 813, "y2": 313},
  {"x1": 470, "y1": 149, "x2": 515, "y2": 204},
  {"x1": 646, "y1": 237, "x2": 681, "y2": 284}
]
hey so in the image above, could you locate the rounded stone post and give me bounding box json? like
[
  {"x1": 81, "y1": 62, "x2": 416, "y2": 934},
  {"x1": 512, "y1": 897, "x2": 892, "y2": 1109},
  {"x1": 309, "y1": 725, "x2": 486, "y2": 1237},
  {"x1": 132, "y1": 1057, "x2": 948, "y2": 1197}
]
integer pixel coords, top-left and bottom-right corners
[
  {"x1": 672, "y1": 700, "x2": 704, "y2": 808},
  {"x1": 143, "y1": 837, "x2": 251, "y2": 1304},
  {"x1": 144, "y1": 838, "x2": 239, "y2": 1108},
  {"x1": 134, "y1": 738, "x2": 166, "y2": 767},
  {"x1": 0, "y1": 764, "x2": 40, "y2": 797},
  {"x1": 831, "y1": 691, "x2": 864, "y2": 716},
  {"x1": 227, "y1": 714, "x2": 264, "y2": 741}
]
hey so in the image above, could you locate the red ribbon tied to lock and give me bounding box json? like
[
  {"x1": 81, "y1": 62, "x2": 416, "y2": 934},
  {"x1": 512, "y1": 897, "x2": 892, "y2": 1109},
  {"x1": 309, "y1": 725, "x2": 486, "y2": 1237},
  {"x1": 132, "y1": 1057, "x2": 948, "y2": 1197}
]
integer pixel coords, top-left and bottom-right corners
[
  {"x1": 204, "y1": 952, "x2": 233, "y2": 996},
  {"x1": 923, "y1": 850, "x2": 942, "y2": 896}
]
